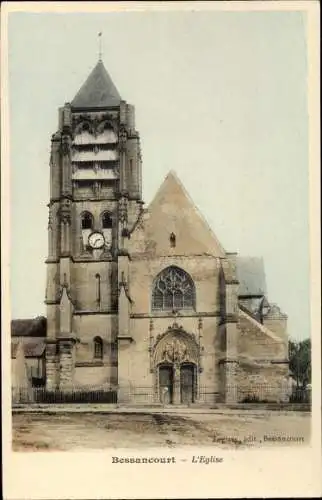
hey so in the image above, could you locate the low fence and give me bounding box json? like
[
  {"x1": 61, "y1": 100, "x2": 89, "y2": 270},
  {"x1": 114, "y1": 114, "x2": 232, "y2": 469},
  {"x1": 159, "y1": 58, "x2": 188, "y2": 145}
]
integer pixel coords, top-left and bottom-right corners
[
  {"x1": 11, "y1": 384, "x2": 311, "y2": 406},
  {"x1": 121, "y1": 385, "x2": 221, "y2": 405},
  {"x1": 289, "y1": 386, "x2": 311, "y2": 404},
  {"x1": 12, "y1": 386, "x2": 117, "y2": 405}
]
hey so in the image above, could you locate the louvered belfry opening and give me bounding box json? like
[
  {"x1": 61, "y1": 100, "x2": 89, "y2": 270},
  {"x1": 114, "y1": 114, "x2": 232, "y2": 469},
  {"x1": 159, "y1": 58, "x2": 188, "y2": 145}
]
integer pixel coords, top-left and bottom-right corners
[{"x1": 71, "y1": 60, "x2": 122, "y2": 201}]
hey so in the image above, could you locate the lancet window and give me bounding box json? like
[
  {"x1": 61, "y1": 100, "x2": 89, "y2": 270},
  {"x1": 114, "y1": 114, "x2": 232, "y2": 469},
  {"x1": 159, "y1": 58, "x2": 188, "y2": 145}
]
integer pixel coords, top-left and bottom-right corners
[{"x1": 93, "y1": 336, "x2": 103, "y2": 359}]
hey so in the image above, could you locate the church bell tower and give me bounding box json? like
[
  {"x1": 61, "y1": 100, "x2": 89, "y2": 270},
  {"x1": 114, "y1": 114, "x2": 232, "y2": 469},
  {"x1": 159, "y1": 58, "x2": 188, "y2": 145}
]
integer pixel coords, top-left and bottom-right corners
[{"x1": 45, "y1": 59, "x2": 143, "y2": 390}]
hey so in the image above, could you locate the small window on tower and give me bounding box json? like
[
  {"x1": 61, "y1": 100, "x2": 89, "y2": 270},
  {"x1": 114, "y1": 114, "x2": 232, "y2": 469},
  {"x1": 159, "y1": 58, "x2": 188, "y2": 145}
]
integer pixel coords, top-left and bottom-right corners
[
  {"x1": 102, "y1": 212, "x2": 113, "y2": 229},
  {"x1": 170, "y1": 232, "x2": 176, "y2": 248},
  {"x1": 81, "y1": 212, "x2": 93, "y2": 230}
]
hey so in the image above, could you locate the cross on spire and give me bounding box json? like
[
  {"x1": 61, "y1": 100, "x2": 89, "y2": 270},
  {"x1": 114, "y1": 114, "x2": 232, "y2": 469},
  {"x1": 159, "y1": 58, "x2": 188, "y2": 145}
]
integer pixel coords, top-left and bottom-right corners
[{"x1": 98, "y1": 32, "x2": 102, "y2": 61}]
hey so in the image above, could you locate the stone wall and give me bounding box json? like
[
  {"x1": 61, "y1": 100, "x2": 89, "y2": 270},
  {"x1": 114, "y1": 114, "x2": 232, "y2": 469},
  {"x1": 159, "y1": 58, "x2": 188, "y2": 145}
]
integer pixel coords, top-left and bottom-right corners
[
  {"x1": 71, "y1": 313, "x2": 117, "y2": 387},
  {"x1": 71, "y1": 261, "x2": 117, "y2": 312},
  {"x1": 46, "y1": 343, "x2": 58, "y2": 390},
  {"x1": 74, "y1": 365, "x2": 116, "y2": 387},
  {"x1": 237, "y1": 362, "x2": 289, "y2": 402},
  {"x1": 129, "y1": 171, "x2": 225, "y2": 258},
  {"x1": 59, "y1": 341, "x2": 77, "y2": 389},
  {"x1": 237, "y1": 309, "x2": 289, "y2": 402},
  {"x1": 263, "y1": 316, "x2": 288, "y2": 349},
  {"x1": 129, "y1": 255, "x2": 220, "y2": 315},
  {"x1": 237, "y1": 310, "x2": 287, "y2": 360}
]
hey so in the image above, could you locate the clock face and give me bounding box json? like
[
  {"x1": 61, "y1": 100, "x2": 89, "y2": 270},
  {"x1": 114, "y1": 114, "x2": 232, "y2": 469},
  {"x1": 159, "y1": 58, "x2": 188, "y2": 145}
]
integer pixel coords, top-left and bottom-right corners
[{"x1": 88, "y1": 232, "x2": 105, "y2": 249}]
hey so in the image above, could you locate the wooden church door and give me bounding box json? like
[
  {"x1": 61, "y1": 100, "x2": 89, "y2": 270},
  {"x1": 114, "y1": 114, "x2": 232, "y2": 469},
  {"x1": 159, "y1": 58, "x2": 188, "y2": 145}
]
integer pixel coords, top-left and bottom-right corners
[
  {"x1": 159, "y1": 364, "x2": 173, "y2": 404},
  {"x1": 180, "y1": 363, "x2": 195, "y2": 404}
]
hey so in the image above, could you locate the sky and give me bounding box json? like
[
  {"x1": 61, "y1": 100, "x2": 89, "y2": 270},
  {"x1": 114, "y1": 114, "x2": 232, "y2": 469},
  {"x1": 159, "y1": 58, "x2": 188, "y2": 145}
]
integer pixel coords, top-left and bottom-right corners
[{"x1": 8, "y1": 9, "x2": 310, "y2": 340}]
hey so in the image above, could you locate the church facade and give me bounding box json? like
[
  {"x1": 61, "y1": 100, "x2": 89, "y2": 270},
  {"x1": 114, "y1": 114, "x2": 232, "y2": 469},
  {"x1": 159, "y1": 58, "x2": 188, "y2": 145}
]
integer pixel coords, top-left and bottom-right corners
[{"x1": 12, "y1": 59, "x2": 290, "y2": 405}]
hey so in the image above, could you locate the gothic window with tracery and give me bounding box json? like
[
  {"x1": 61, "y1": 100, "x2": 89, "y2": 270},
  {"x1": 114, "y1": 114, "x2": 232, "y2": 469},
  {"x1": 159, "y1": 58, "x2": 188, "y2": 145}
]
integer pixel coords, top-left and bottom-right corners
[{"x1": 152, "y1": 266, "x2": 195, "y2": 311}]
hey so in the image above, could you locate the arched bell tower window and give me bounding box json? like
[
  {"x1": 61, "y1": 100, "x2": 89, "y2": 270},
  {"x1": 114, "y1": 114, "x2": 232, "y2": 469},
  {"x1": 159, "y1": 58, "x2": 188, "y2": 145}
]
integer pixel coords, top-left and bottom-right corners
[
  {"x1": 102, "y1": 211, "x2": 113, "y2": 229},
  {"x1": 81, "y1": 212, "x2": 93, "y2": 230},
  {"x1": 152, "y1": 266, "x2": 196, "y2": 311},
  {"x1": 93, "y1": 336, "x2": 103, "y2": 359},
  {"x1": 103, "y1": 122, "x2": 114, "y2": 132},
  {"x1": 100, "y1": 211, "x2": 113, "y2": 250},
  {"x1": 97, "y1": 121, "x2": 117, "y2": 143},
  {"x1": 81, "y1": 122, "x2": 90, "y2": 132},
  {"x1": 80, "y1": 211, "x2": 94, "y2": 252},
  {"x1": 74, "y1": 121, "x2": 93, "y2": 140}
]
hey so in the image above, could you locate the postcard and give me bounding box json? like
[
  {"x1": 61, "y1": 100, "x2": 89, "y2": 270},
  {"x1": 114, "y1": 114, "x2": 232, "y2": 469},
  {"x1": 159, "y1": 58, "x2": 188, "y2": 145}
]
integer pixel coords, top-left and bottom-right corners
[{"x1": 1, "y1": 1, "x2": 321, "y2": 498}]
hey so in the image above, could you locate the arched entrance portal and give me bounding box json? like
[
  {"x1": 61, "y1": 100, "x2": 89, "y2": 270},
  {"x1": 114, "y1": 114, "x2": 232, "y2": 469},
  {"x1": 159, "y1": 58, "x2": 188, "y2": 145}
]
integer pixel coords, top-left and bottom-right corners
[
  {"x1": 158, "y1": 362, "x2": 196, "y2": 404},
  {"x1": 153, "y1": 325, "x2": 200, "y2": 405}
]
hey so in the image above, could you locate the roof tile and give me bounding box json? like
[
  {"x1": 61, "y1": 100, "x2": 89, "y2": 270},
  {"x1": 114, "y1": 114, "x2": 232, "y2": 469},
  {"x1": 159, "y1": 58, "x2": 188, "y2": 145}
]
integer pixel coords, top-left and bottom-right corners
[
  {"x1": 11, "y1": 341, "x2": 46, "y2": 358},
  {"x1": 237, "y1": 257, "x2": 267, "y2": 297},
  {"x1": 71, "y1": 60, "x2": 121, "y2": 108},
  {"x1": 11, "y1": 316, "x2": 47, "y2": 337}
]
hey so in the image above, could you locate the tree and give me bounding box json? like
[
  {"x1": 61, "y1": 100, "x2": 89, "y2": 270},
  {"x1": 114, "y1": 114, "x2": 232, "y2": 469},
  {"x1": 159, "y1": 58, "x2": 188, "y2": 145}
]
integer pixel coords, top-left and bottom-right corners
[{"x1": 288, "y1": 338, "x2": 311, "y2": 388}]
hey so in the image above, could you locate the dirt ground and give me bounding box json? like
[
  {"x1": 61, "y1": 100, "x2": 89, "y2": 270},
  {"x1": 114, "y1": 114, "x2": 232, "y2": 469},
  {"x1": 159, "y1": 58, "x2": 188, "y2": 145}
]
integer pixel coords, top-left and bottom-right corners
[{"x1": 12, "y1": 409, "x2": 310, "y2": 451}]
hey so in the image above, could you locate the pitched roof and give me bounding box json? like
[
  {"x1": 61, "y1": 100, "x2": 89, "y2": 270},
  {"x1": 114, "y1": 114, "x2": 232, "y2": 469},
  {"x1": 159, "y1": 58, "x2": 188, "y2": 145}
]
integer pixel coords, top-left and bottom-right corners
[
  {"x1": 239, "y1": 297, "x2": 264, "y2": 319},
  {"x1": 11, "y1": 316, "x2": 47, "y2": 337},
  {"x1": 237, "y1": 257, "x2": 267, "y2": 297},
  {"x1": 137, "y1": 170, "x2": 226, "y2": 257},
  {"x1": 11, "y1": 340, "x2": 46, "y2": 358},
  {"x1": 71, "y1": 60, "x2": 121, "y2": 109}
]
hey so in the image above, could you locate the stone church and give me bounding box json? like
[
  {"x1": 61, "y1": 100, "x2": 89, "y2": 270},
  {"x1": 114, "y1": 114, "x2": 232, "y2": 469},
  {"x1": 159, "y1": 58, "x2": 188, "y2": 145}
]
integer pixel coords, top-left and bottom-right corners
[{"x1": 11, "y1": 59, "x2": 290, "y2": 404}]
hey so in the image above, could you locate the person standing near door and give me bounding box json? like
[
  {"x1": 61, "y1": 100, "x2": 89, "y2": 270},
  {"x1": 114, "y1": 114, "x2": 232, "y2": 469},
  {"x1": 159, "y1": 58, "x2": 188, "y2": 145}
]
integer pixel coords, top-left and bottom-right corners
[{"x1": 162, "y1": 386, "x2": 169, "y2": 405}]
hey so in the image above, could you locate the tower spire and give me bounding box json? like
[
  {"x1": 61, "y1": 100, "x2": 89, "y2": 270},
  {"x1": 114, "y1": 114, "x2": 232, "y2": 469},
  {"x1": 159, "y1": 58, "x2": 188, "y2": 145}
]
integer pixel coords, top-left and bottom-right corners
[{"x1": 98, "y1": 32, "x2": 102, "y2": 61}]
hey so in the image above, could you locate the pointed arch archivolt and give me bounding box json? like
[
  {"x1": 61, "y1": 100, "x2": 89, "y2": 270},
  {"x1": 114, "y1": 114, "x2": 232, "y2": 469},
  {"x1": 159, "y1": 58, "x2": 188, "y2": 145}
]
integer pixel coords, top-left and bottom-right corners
[
  {"x1": 153, "y1": 324, "x2": 199, "y2": 367},
  {"x1": 74, "y1": 120, "x2": 94, "y2": 137},
  {"x1": 96, "y1": 119, "x2": 117, "y2": 136}
]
